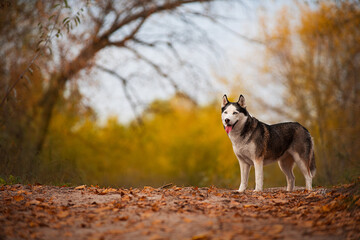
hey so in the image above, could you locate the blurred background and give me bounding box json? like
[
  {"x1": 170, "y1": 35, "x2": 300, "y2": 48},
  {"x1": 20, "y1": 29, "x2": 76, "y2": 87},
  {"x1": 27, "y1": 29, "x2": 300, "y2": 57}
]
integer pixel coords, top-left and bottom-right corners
[{"x1": 0, "y1": 0, "x2": 359, "y2": 188}]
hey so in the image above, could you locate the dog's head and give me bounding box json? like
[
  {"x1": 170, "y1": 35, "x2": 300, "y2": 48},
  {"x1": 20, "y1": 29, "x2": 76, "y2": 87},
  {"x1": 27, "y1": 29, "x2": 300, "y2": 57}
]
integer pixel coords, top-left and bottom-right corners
[{"x1": 221, "y1": 94, "x2": 248, "y2": 134}]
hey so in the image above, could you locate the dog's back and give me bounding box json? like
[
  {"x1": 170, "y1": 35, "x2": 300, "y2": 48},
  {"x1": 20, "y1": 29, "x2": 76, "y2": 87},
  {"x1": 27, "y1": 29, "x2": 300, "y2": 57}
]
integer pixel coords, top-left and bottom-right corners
[{"x1": 265, "y1": 122, "x2": 316, "y2": 177}]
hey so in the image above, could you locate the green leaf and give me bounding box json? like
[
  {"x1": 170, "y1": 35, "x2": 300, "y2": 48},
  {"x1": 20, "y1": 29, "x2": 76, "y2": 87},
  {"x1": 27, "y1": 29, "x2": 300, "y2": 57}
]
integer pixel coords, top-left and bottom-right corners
[
  {"x1": 52, "y1": 3, "x2": 60, "y2": 9},
  {"x1": 64, "y1": 0, "x2": 70, "y2": 8},
  {"x1": 62, "y1": 17, "x2": 70, "y2": 24},
  {"x1": 48, "y1": 14, "x2": 56, "y2": 21}
]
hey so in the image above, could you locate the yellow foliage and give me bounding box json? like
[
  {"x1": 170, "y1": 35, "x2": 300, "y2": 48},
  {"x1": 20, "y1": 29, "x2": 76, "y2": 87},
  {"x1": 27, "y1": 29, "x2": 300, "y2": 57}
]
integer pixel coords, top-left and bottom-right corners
[
  {"x1": 38, "y1": 93, "x2": 290, "y2": 188},
  {"x1": 262, "y1": 1, "x2": 360, "y2": 185}
]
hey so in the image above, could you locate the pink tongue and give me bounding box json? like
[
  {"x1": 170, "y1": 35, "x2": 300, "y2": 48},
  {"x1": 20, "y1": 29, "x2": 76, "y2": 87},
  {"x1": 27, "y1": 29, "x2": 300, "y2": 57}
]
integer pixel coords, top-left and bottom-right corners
[{"x1": 225, "y1": 125, "x2": 232, "y2": 134}]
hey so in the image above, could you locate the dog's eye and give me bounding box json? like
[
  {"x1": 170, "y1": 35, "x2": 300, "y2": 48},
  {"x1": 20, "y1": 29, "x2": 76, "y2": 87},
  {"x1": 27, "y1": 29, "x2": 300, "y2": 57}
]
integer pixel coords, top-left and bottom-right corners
[
  {"x1": 224, "y1": 111, "x2": 228, "y2": 114},
  {"x1": 233, "y1": 112, "x2": 238, "y2": 115}
]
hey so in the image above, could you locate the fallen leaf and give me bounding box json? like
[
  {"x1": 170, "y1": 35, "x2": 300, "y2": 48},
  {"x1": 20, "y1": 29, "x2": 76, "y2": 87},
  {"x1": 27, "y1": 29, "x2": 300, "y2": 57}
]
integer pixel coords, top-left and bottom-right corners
[
  {"x1": 29, "y1": 221, "x2": 38, "y2": 228},
  {"x1": 28, "y1": 199, "x2": 41, "y2": 205},
  {"x1": 305, "y1": 192, "x2": 318, "y2": 199},
  {"x1": 75, "y1": 185, "x2": 86, "y2": 190},
  {"x1": 106, "y1": 229, "x2": 124, "y2": 234},
  {"x1": 243, "y1": 204, "x2": 256, "y2": 208},
  {"x1": 303, "y1": 220, "x2": 314, "y2": 227},
  {"x1": 94, "y1": 206, "x2": 112, "y2": 212},
  {"x1": 143, "y1": 186, "x2": 154, "y2": 191},
  {"x1": 272, "y1": 199, "x2": 288, "y2": 204},
  {"x1": 268, "y1": 224, "x2": 284, "y2": 235},
  {"x1": 152, "y1": 219, "x2": 163, "y2": 225},
  {"x1": 13, "y1": 195, "x2": 24, "y2": 201},
  {"x1": 321, "y1": 205, "x2": 331, "y2": 212},
  {"x1": 118, "y1": 216, "x2": 129, "y2": 221},
  {"x1": 192, "y1": 234, "x2": 209, "y2": 240},
  {"x1": 121, "y1": 195, "x2": 131, "y2": 202},
  {"x1": 102, "y1": 188, "x2": 117, "y2": 194},
  {"x1": 139, "y1": 196, "x2": 147, "y2": 201},
  {"x1": 57, "y1": 211, "x2": 70, "y2": 218}
]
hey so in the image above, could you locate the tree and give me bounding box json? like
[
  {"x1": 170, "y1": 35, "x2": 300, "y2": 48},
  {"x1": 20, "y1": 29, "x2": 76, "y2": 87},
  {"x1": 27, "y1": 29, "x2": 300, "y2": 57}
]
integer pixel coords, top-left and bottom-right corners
[
  {"x1": 0, "y1": 0, "x2": 239, "y2": 181},
  {"x1": 262, "y1": 1, "x2": 360, "y2": 184}
]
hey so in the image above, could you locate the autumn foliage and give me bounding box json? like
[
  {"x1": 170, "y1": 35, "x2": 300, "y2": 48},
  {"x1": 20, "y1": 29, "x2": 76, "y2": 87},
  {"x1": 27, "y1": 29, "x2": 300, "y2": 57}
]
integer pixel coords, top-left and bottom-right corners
[{"x1": 261, "y1": 1, "x2": 360, "y2": 185}]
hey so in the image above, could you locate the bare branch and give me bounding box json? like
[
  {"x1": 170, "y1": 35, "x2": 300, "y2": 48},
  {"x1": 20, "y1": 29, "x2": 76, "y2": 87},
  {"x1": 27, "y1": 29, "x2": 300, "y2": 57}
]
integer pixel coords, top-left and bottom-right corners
[
  {"x1": 101, "y1": 0, "x2": 214, "y2": 40},
  {"x1": 132, "y1": 38, "x2": 186, "y2": 66},
  {"x1": 125, "y1": 46, "x2": 180, "y2": 91},
  {"x1": 186, "y1": 9, "x2": 265, "y2": 45},
  {"x1": 95, "y1": 64, "x2": 143, "y2": 125},
  {"x1": 109, "y1": 17, "x2": 147, "y2": 47}
]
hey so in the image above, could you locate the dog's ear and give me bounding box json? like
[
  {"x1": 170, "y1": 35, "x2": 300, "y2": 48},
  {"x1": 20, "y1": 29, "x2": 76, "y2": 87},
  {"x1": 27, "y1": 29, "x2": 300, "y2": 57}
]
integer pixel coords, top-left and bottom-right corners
[
  {"x1": 238, "y1": 95, "x2": 246, "y2": 108},
  {"x1": 222, "y1": 94, "x2": 229, "y2": 107}
]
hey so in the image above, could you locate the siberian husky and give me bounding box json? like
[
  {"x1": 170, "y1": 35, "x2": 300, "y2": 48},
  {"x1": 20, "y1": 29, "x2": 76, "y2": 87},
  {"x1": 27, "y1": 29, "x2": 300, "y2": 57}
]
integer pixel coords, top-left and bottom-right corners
[{"x1": 221, "y1": 94, "x2": 316, "y2": 192}]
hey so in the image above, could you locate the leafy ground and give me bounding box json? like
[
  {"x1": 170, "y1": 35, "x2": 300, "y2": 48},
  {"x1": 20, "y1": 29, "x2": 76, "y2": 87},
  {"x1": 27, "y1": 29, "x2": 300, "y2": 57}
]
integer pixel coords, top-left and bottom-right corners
[{"x1": 1, "y1": 180, "x2": 359, "y2": 240}]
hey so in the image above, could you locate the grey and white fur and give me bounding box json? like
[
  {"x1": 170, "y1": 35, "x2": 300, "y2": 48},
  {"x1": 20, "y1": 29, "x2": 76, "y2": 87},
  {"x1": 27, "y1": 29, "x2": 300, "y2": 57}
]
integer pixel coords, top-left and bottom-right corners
[{"x1": 221, "y1": 94, "x2": 316, "y2": 192}]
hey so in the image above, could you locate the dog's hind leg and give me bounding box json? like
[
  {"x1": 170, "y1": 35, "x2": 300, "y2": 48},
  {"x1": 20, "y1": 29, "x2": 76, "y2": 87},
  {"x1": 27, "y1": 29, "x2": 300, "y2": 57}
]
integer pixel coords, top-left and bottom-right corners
[
  {"x1": 238, "y1": 160, "x2": 251, "y2": 192},
  {"x1": 278, "y1": 155, "x2": 295, "y2": 191},
  {"x1": 290, "y1": 152, "x2": 313, "y2": 190}
]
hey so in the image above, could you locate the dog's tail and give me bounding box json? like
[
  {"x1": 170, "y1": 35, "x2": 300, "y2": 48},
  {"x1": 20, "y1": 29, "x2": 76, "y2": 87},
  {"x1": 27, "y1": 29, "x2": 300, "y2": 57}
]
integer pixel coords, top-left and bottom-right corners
[{"x1": 309, "y1": 137, "x2": 316, "y2": 178}]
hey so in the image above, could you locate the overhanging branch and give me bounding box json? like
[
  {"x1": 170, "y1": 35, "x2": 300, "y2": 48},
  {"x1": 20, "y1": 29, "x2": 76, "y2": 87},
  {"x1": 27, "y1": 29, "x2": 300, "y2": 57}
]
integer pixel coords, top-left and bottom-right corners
[
  {"x1": 95, "y1": 64, "x2": 143, "y2": 124},
  {"x1": 125, "y1": 46, "x2": 180, "y2": 91},
  {"x1": 109, "y1": 17, "x2": 147, "y2": 47}
]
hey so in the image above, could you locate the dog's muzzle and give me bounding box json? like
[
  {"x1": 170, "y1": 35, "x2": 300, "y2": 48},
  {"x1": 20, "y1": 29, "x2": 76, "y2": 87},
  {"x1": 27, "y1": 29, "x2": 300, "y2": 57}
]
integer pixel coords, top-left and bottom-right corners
[{"x1": 224, "y1": 120, "x2": 238, "y2": 134}]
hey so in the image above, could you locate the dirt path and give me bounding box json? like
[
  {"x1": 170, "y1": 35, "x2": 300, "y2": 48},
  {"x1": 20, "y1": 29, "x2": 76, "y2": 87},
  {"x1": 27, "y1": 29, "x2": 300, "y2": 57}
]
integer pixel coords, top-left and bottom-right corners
[{"x1": 0, "y1": 183, "x2": 359, "y2": 240}]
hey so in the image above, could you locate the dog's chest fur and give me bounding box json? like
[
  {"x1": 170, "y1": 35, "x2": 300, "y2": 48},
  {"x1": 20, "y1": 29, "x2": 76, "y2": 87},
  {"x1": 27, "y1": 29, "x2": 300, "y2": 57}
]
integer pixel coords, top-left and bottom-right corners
[
  {"x1": 228, "y1": 119, "x2": 258, "y2": 165},
  {"x1": 231, "y1": 138, "x2": 256, "y2": 165}
]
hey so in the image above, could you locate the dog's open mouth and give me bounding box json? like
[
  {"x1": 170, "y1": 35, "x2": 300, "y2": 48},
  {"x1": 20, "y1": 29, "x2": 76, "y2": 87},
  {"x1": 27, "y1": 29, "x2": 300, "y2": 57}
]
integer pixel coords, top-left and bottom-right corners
[
  {"x1": 224, "y1": 120, "x2": 238, "y2": 134},
  {"x1": 225, "y1": 125, "x2": 233, "y2": 134}
]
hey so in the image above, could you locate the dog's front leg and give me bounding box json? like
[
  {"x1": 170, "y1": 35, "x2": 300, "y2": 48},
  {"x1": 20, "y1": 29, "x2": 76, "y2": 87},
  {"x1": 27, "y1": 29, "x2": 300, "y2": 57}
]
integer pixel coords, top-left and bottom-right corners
[
  {"x1": 238, "y1": 160, "x2": 250, "y2": 192},
  {"x1": 254, "y1": 160, "x2": 263, "y2": 191}
]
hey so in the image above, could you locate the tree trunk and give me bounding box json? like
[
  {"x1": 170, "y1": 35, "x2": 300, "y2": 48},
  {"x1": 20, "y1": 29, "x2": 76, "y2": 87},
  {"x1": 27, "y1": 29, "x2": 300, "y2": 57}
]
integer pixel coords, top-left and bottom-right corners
[{"x1": 27, "y1": 39, "x2": 108, "y2": 173}]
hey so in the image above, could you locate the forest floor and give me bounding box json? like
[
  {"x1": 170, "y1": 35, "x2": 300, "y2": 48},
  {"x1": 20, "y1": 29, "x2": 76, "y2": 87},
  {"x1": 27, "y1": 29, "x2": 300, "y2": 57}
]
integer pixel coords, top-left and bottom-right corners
[{"x1": 1, "y1": 180, "x2": 359, "y2": 240}]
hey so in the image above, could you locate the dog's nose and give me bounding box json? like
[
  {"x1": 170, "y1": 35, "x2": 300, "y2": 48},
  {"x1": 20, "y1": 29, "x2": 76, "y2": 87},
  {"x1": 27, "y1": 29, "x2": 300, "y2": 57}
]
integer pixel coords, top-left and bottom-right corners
[{"x1": 225, "y1": 118, "x2": 230, "y2": 124}]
